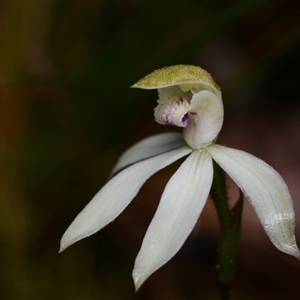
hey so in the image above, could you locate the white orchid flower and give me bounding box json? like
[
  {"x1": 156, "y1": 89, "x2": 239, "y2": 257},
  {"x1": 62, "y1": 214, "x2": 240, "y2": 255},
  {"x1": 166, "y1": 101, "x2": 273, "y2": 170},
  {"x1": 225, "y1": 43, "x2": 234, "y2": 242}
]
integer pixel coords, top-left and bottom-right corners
[{"x1": 60, "y1": 65, "x2": 299, "y2": 290}]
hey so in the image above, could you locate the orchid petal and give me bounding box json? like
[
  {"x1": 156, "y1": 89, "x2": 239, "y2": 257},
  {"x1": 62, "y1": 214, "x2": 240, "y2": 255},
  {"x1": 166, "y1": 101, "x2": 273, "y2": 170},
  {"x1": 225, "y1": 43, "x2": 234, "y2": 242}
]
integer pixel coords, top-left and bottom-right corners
[
  {"x1": 183, "y1": 90, "x2": 223, "y2": 149},
  {"x1": 207, "y1": 144, "x2": 300, "y2": 259},
  {"x1": 111, "y1": 132, "x2": 185, "y2": 177},
  {"x1": 60, "y1": 146, "x2": 192, "y2": 252},
  {"x1": 133, "y1": 150, "x2": 213, "y2": 290}
]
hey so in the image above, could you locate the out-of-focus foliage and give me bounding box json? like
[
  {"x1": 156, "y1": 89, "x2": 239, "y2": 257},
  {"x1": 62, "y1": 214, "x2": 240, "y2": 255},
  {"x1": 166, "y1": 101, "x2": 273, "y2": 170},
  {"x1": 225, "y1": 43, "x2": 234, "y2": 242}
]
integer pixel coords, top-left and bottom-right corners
[{"x1": 0, "y1": 1, "x2": 300, "y2": 299}]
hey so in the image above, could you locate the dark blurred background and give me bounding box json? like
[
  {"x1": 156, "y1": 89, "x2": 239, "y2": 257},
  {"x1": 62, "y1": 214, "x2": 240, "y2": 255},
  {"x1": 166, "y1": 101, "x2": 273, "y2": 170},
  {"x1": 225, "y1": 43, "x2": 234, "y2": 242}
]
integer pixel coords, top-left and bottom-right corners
[{"x1": 1, "y1": 1, "x2": 300, "y2": 299}]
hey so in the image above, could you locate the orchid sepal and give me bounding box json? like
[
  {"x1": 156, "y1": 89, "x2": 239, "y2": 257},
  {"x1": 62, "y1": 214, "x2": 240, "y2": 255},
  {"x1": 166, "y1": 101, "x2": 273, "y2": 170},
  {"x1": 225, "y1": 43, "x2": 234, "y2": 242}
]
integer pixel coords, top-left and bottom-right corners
[{"x1": 207, "y1": 144, "x2": 300, "y2": 259}]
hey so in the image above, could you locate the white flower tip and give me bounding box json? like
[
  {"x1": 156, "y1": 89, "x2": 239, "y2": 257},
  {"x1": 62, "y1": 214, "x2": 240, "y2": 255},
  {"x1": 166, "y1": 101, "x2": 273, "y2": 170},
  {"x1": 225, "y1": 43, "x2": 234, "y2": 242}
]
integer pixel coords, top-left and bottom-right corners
[
  {"x1": 58, "y1": 235, "x2": 71, "y2": 253},
  {"x1": 132, "y1": 272, "x2": 145, "y2": 292},
  {"x1": 58, "y1": 240, "x2": 68, "y2": 254},
  {"x1": 285, "y1": 243, "x2": 300, "y2": 260},
  {"x1": 294, "y1": 251, "x2": 300, "y2": 261},
  {"x1": 58, "y1": 228, "x2": 82, "y2": 254}
]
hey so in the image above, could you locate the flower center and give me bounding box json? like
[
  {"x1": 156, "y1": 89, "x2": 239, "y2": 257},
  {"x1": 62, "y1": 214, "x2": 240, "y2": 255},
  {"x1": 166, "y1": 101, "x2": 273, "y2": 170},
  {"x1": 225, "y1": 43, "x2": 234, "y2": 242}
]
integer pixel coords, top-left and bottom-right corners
[
  {"x1": 154, "y1": 86, "x2": 224, "y2": 150},
  {"x1": 154, "y1": 86, "x2": 192, "y2": 127}
]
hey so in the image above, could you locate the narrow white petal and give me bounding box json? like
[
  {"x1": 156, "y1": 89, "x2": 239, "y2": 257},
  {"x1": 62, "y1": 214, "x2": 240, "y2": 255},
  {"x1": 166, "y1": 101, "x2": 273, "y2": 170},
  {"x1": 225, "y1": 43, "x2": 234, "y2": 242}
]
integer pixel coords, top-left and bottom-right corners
[
  {"x1": 60, "y1": 146, "x2": 192, "y2": 252},
  {"x1": 133, "y1": 150, "x2": 213, "y2": 290},
  {"x1": 207, "y1": 144, "x2": 300, "y2": 258},
  {"x1": 111, "y1": 132, "x2": 185, "y2": 176}
]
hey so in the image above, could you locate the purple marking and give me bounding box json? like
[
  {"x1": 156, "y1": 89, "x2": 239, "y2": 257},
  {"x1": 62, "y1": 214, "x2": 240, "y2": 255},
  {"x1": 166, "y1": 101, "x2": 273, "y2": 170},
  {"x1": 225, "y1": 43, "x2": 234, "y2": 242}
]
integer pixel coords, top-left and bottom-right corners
[
  {"x1": 181, "y1": 113, "x2": 188, "y2": 126},
  {"x1": 164, "y1": 114, "x2": 173, "y2": 125},
  {"x1": 176, "y1": 98, "x2": 184, "y2": 105}
]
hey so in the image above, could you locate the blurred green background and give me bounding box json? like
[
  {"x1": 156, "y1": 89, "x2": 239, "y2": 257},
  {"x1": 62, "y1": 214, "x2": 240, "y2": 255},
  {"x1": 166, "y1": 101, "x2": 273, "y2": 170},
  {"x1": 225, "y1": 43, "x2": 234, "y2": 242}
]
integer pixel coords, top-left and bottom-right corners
[{"x1": 1, "y1": 1, "x2": 300, "y2": 299}]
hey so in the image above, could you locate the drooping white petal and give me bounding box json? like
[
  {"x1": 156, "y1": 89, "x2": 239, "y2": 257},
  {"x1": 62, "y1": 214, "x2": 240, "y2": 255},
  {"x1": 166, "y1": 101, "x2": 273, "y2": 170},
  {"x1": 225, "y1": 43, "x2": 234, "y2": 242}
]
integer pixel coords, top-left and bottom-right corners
[
  {"x1": 111, "y1": 132, "x2": 185, "y2": 177},
  {"x1": 133, "y1": 150, "x2": 213, "y2": 290},
  {"x1": 207, "y1": 144, "x2": 300, "y2": 259},
  {"x1": 183, "y1": 90, "x2": 223, "y2": 149},
  {"x1": 60, "y1": 146, "x2": 192, "y2": 252}
]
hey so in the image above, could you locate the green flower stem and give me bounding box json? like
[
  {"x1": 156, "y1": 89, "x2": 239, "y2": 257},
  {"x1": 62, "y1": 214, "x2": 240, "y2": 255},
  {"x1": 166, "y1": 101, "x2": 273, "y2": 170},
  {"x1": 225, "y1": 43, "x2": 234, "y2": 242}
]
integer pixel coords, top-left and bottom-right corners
[{"x1": 210, "y1": 161, "x2": 243, "y2": 300}]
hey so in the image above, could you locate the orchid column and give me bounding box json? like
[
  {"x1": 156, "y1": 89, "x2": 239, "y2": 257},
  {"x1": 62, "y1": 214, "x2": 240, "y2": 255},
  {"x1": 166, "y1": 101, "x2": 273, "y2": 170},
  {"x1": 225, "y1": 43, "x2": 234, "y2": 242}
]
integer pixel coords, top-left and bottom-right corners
[{"x1": 60, "y1": 65, "x2": 299, "y2": 299}]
